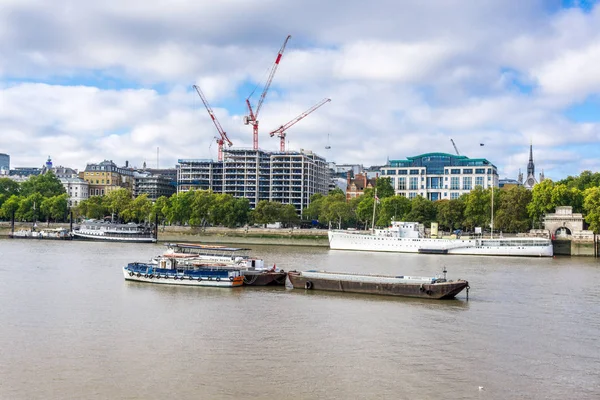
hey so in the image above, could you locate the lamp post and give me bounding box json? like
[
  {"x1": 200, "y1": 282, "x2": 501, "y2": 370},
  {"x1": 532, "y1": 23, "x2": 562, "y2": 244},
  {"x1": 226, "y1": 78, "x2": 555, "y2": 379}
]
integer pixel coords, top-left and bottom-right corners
[{"x1": 491, "y1": 182, "x2": 494, "y2": 239}]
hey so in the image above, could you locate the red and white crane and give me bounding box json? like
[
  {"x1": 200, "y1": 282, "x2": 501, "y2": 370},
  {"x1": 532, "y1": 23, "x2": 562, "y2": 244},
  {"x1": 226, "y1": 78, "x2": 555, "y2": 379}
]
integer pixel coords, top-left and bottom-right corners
[
  {"x1": 193, "y1": 84, "x2": 233, "y2": 162},
  {"x1": 244, "y1": 35, "x2": 292, "y2": 150},
  {"x1": 269, "y1": 98, "x2": 331, "y2": 151}
]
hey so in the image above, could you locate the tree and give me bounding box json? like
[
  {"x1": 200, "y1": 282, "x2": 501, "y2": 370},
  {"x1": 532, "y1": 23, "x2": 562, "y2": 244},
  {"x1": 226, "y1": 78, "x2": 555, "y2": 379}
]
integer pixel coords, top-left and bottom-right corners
[
  {"x1": 125, "y1": 194, "x2": 152, "y2": 223},
  {"x1": 17, "y1": 193, "x2": 44, "y2": 222},
  {"x1": 151, "y1": 196, "x2": 171, "y2": 225},
  {"x1": 0, "y1": 195, "x2": 21, "y2": 220},
  {"x1": 167, "y1": 191, "x2": 194, "y2": 224},
  {"x1": 495, "y1": 186, "x2": 532, "y2": 233},
  {"x1": 558, "y1": 170, "x2": 600, "y2": 190},
  {"x1": 583, "y1": 187, "x2": 600, "y2": 233},
  {"x1": 551, "y1": 184, "x2": 584, "y2": 213},
  {"x1": 77, "y1": 196, "x2": 107, "y2": 220},
  {"x1": 527, "y1": 179, "x2": 555, "y2": 227},
  {"x1": 354, "y1": 195, "x2": 375, "y2": 229},
  {"x1": 209, "y1": 194, "x2": 246, "y2": 228},
  {"x1": 463, "y1": 186, "x2": 490, "y2": 230},
  {"x1": 303, "y1": 193, "x2": 325, "y2": 222},
  {"x1": 230, "y1": 197, "x2": 250, "y2": 227},
  {"x1": 320, "y1": 192, "x2": 353, "y2": 228},
  {"x1": 20, "y1": 172, "x2": 65, "y2": 198},
  {"x1": 280, "y1": 204, "x2": 300, "y2": 227},
  {"x1": 328, "y1": 187, "x2": 345, "y2": 196},
  {"x1": 375, "y1": 177, "x2": 395, "y2": 199},
  {"x1": 435, "y1": 199, "x2": 465, "y2": 231},
  {"x1": 252, "y1": 200, "x2": 282, "y2": 225},
  {"x1": 189, "y1": 190, "x2": 214, "y2": 227},
  {"x1": 50, "y1": 194, "x2": 69, "y2": 222},
  {"x1": 105, "y1": 188, "x2": 133, "y2": 222},
  {"x1": 405, "y1": 196, "x2": 437, "y2": 226},
  {"x1": 376, "y1": 195, "x2": 411, "y2": 226},
  {"x1": 40, "y1": 196, "x2": 54, "y2": 224},
  {"x1": 0, "y1": 178, "x2": 20, "y2": 197}
]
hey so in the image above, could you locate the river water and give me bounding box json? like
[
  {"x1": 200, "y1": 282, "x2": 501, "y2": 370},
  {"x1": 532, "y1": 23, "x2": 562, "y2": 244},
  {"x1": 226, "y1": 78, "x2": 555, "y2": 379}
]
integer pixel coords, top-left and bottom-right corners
[{"x1": 0, "y1": 239, "x2": 598, "y2": 400}]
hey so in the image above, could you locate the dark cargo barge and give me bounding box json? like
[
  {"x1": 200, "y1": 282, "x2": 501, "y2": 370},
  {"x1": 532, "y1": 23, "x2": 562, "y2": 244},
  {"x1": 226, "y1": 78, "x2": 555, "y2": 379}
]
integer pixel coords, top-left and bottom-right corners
[{"x1": 287, "y1": 270, "x2": 469, "y2": 299}]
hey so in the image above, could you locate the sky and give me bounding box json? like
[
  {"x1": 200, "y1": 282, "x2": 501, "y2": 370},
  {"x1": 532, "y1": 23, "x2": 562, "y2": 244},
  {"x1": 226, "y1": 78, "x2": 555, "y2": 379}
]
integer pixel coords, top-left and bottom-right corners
[{"x1": 1, "y1": 0, "x2": 600, "y2": 181}]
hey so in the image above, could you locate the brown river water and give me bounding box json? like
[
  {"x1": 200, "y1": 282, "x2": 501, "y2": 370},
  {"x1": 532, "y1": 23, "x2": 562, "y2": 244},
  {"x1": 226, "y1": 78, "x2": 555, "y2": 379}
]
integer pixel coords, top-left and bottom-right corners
[{"x1": 0, "y1": 239, "x2": 599, "y2": 400}]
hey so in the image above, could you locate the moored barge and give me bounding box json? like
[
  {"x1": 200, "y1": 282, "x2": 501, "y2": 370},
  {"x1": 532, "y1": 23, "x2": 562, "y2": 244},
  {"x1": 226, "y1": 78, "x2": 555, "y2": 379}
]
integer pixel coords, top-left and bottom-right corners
[
  {"x1": 287, "y1": 270, "x2": 469, "y2": 299},
  {"x1": 154, "y1": 244, "x2": 287, "y2": 286},
  {"x1": 124, "y1": 262, "x2": 244, "y2": 287}
]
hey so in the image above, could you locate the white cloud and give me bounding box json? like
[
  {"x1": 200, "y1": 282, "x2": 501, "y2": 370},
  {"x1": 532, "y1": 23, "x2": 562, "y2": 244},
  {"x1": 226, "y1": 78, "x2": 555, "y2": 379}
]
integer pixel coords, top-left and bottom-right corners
[{"x1": 0, "y1": 0, "x2": 599, "y2": 181}]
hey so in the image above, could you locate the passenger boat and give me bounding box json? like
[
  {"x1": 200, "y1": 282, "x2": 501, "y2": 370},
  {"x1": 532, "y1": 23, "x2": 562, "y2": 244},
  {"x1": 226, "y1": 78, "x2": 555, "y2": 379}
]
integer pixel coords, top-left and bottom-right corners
[
  {"x1": 9, "y1": 227, "x2": 72, "y2": 240},
  {"x1": 153, "y1": 243, "x2": 287, "y2": 286},
  {"x1": 73, "y1": 220, "x2": 156, "y2": 243},
  {"x1": 155, "y1": 243, "x2": 261, "y2": 266},
  {"x1": 123, "y1": 261, "x2": 244, "y2": 287},
  {"x1": 328, "y1": 221, "x2": 553, "y2": 257},
  {"x1": 287, "y1": 269, "x2": 469, "y2": 299}
]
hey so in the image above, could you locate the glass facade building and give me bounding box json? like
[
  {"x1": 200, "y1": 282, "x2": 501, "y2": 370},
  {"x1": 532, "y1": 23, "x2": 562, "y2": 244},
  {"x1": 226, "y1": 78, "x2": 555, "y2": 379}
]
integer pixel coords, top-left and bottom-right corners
[
  {"x1": 380, "y1": 153, "x2": 497, "y2": 201},
  {"x1": 0, "y1": 153, "x2": 9, "y2": 174}
]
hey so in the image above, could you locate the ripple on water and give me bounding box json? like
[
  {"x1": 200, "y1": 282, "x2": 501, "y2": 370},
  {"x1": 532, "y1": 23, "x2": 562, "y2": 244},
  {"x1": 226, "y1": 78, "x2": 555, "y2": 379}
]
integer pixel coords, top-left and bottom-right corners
[{"x1": 0, "y1": 240, "x2": 599, "y2": 400}]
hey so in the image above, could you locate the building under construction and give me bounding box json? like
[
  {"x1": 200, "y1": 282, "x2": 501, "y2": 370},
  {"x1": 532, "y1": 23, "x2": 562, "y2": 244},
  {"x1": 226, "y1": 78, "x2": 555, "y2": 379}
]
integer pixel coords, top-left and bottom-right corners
[{"x1": 177, "y1": 148, "x2": 329, "y2": 214}]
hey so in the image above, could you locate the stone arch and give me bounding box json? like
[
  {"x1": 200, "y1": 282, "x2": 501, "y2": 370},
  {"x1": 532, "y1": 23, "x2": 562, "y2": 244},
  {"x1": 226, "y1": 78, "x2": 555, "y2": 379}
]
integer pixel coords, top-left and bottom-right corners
[{"x1": 543, "y1": 206, "x2": 584, "y2": 239}]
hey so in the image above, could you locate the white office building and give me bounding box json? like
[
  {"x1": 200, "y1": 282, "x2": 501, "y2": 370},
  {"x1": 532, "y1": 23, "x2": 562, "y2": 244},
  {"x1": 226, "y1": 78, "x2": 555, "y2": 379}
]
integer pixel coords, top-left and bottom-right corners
[
  {"x1": 380, "y1": 153, "x2": 498, "y2": 200},
  {"x1": 62, "y1": 177, "x2": 89, "y2": 207}
]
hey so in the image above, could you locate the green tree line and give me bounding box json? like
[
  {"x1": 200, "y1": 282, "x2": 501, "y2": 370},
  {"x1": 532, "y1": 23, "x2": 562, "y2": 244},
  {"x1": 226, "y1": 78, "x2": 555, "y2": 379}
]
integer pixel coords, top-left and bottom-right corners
[
  {"x1": 0, "y1": 173, "x2": 301, "y2": 228},
  {"x1": 0, "y1": 173, "x2": 69, "y2": 225},
  {"x1": 305, "y1": 173, "x2": 600, "y2": 233},
  {"x1": 2, "y1": 170, "x2": 600, "y2": 232}
]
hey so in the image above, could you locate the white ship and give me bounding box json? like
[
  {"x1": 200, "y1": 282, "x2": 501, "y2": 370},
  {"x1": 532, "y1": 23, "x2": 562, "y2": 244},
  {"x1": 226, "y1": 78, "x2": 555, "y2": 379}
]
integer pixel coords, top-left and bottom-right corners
[
  {"x1": 72, "y1": 220, "x2": 157, "y2": 243},
  {"x1": 328, "y1": 221, "x2": 553, "y2": 257},
  {"x1": 9, "y1": 227, "x2": 72, "y2": 240}
]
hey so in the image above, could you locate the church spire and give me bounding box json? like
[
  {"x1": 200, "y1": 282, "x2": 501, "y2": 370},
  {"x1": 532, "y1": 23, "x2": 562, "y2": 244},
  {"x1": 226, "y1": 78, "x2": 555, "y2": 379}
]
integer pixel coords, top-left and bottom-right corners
[{"x1": 527, "y1": 143, "x2": 535, "y2": 177}]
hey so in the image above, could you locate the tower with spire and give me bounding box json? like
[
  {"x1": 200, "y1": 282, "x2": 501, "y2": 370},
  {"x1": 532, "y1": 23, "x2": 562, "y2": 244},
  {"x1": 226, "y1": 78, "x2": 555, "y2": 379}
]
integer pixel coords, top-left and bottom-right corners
[{"x1": 524, "y1": 143, "x2": 538, "y2": 190}]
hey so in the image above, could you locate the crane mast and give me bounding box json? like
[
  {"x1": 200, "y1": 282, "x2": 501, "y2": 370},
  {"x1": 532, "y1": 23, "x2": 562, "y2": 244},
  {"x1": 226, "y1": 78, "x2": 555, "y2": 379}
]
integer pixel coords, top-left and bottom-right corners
[
  {"x1": 269, "y1": 98, "x2": 331, "y2": 151},
  {"x1": 245, "y1": 35, "x2": 292, "y2": 150},
  {"x1": 450, "y1": 138, "x2": 460, "y2": 156},
  {"x1": 193, "y1": 84, "x2": 232, "y2": 162}
]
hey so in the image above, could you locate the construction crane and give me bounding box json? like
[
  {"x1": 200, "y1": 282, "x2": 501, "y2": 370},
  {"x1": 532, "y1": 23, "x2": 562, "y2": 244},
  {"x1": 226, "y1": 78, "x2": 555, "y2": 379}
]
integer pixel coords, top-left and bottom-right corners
[
  {"x1": 269, "y1": 98, "x2": 331, "y2": 151},
  {"x1": 244, "y1": 35, "x2": 292, "y2": 150},
  {"x1": 450, "y1": 138, "x2": 460, "y2": 155},
  {"x1": 193, "y1": 84, "x2": 232, "y2": 162}
]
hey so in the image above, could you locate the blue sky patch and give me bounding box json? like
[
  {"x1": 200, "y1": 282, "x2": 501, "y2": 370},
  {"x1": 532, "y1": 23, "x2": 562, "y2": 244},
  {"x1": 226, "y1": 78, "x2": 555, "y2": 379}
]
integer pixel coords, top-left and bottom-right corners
[{"x1": 564, "y1": 95, "x2": 600, "y2": 122}]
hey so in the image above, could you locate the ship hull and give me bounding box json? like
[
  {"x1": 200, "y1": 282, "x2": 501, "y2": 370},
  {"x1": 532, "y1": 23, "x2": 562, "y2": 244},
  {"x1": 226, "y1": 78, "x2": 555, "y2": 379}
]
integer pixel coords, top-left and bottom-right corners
[
  {"x1": 328, "y1": 231, "x2": 553, "y2": 257},
  {"x1": 287, "y1": 271, "x2": 468, "y2": 299},
  {"x1": 123, "y1": 265, "x2": 243, "y2": 287},
  {"x1": 242, "y1": 271, "x2": 287, "y2": 286},
  {"x1": 74, "y1": 232, "x2": 156, "y2": 243}
]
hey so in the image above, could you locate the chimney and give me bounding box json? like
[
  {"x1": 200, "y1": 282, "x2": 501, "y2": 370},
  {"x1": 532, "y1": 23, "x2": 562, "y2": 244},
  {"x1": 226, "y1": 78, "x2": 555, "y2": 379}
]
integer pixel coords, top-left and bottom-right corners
[
  {"x1": 347, "y1": 171, "x2": 351, "y2": 186},
  {"x1": 125, "y1": 160, "x2": 129, "y2": 168}
]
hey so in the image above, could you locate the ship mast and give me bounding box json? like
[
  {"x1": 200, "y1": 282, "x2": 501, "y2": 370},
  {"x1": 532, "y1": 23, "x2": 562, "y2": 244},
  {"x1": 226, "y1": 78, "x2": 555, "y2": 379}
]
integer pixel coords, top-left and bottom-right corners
[{"x1": 371, "y1": 188, "x2": 377, "y2": 233}]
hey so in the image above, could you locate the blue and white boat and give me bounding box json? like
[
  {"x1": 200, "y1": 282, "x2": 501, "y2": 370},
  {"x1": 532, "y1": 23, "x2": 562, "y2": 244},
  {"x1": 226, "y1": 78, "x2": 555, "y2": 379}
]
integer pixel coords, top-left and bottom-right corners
[{"x1": 123, "y1": 261, "x2": 244, "y2": 287}]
